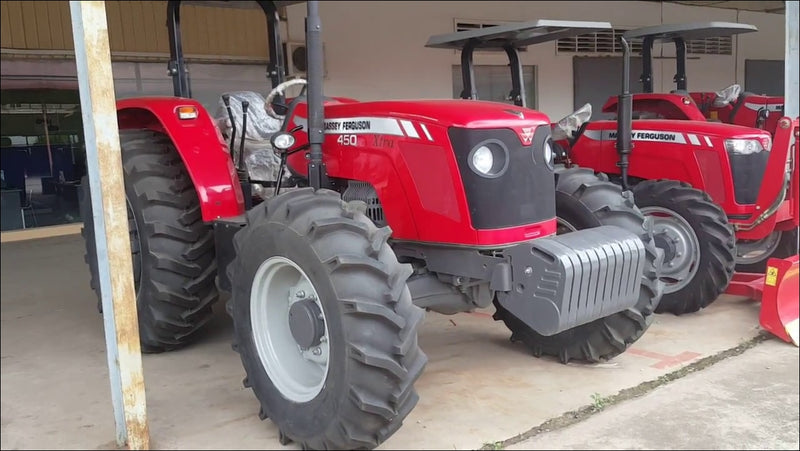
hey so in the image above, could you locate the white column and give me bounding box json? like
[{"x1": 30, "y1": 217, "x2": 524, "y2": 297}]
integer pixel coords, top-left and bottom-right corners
[
  {"x1": 68, "y1": 2, "x2": 150, "y2": 449},
  {"x1": 786, "y1": 0, "x2": 799, "y2": 117}
]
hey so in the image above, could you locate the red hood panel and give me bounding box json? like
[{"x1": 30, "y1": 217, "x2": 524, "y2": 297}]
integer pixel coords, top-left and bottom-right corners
[{"x1": 323, "y1": 99, "x2": 551, "y2": 129}]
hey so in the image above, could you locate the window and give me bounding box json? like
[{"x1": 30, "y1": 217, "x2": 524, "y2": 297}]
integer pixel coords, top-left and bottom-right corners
[
  {"x1": 557, "y1": 29, "x2": 643, "y2": 55},
  {"x1": 557, "y1": 29, "x2": 732, "y2": 56},
  {"x1": 452, "y1": 65, "x2": 537, "y2": 109}
]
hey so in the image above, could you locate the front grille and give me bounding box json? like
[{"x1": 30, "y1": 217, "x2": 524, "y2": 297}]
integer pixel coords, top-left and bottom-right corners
[
  {"x1": 729, "y1": 151, "x2": 769, "y2": 205},
  {"x1": 448, "y1": 126, "x2": 555, "y2": 229}
]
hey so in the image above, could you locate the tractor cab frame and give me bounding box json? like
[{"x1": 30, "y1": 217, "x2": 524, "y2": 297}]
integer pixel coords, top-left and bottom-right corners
[
  {"x1": 627, "y1": 21, "x2": 757, "y2": 94},
  {"x1": 602, "y1": 22, "x2": 785, "y2": 134},
  {"x1": 166, "y1": 0, "x2": 290, "y2": 99},
  {"x1": 426, "y1": 19, "x2": 612, "y2": 109}
]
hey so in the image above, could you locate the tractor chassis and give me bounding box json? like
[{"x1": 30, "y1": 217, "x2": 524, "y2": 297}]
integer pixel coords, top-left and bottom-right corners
[{"x1": 215, "y1": 212, "x2": 646, "y2": 337}]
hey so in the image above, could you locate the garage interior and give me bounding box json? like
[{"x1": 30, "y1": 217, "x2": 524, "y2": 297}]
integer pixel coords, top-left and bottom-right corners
[{"x1": 1, "y1": 1, "x2": 798, "y2": 450}]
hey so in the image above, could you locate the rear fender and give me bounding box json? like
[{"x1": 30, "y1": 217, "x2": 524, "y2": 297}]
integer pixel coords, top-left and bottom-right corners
[{"x1": 116, "y1": 97, "x2": 245, "y2": 222}]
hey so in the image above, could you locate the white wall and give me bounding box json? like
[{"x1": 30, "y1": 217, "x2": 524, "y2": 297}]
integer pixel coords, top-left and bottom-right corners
[{"x1": 285, "y1": 1, "x2": 785, "y2": 120}]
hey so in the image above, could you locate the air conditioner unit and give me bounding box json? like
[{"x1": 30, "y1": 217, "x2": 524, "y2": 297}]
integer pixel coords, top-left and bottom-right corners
[{"x1": 283, "y1": 41, "x2": 327, "y2": 79}]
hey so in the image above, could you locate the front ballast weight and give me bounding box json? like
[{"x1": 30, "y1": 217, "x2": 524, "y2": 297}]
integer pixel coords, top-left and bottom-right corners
[{"x1": 395, "y1": 224, "x2": 646, "y2": 336}]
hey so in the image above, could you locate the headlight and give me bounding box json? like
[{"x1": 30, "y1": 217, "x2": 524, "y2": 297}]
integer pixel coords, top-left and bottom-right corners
[
  {"x1": 724, "y1": 138, "x2": 766, "y2": 155},
  {"x1": 543, "y1": 138, "x2": 555, "y2": 169},
  {"x1": 271, "y1": 131, "x2": 296, "y2": 152},
  {"x1": 472, "y1": 146, "x2": 494, "y2": 174},
  {"x1": 468, "y1": 139, "x2": 509, "y2": 178}
]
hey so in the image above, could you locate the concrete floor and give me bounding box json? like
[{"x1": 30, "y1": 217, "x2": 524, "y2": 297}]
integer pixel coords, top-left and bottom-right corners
[
  {"x1": 508, "y1": 339, "x2": 799, "y2": 450},
  {"x1": 1, "y1": 235, "x2": 797, "y2": 450}
]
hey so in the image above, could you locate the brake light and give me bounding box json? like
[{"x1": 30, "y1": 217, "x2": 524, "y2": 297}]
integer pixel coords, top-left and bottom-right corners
[{"x1": 176, "y1": 106, "x2": 198, "y2": 120}]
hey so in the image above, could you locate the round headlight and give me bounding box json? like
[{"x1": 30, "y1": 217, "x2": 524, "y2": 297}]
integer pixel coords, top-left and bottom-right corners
[
  {"x1": 472, "y1": 146, "x2": 494, "y2": 174},
  {"x1": 467, "y1": 139, "x2": 509, "y2": 178},
  {"x1": 543, "y1": 139, "x2": 554, "y2": 169},
  {"x1": 271, "y1": 132, "x2": 295, "y2": 152}
]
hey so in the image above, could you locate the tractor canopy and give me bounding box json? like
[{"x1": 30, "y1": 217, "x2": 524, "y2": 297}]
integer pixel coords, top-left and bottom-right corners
[
  {"x1": 166, "y1": 0, "x2": 305, "y2": 98},
  {"x1": 426, "y1": 20, "x2": 612, "y2": 108},
  {"x1": 623, "y1": 22, "x2": 758, "y2": 93}
]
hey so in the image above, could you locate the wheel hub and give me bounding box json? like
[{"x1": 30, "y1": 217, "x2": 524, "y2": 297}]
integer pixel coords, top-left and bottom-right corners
[
  {"x1": 289, "y1": 298, "x2": 325, "y2": 349},
  {"x1": 641, "y1": 206, "x2": 701, "y2": 294},
  {"x1": 653, "y1": 231, "x2": 679, "y2": 263}
]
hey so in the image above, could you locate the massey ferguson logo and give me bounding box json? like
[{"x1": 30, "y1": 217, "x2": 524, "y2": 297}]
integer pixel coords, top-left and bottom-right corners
[{"x1": 520, "y1": 127, "x2": 534, "y2": 145}]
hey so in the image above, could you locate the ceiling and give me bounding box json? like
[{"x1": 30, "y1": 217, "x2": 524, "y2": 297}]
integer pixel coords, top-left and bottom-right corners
[{"x1": 654, "y1": 1, "x2": 786, "y2": 14}]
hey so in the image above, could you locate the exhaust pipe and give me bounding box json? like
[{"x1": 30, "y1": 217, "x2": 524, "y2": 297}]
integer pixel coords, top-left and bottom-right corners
[
  {"x1": 306, "y1": 0, "x2": 326, "y2": 190},
  {"x1": 616, "y1": 36, "x2": 633, "y2": 191}
]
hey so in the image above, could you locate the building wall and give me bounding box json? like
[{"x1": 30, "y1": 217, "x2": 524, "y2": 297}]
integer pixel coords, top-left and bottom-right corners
[
  {"x1": 0, "y1": 1, "x2": 787, "y2": 120},
  {"x1": 285, "y1": 1, "x2": 786, "y2": 120},
  {"x1": 0, "y1": 0, "x2": 272, "y2": 61}
]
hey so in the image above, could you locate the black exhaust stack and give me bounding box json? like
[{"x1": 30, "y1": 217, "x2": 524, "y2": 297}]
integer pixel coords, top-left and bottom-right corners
[
  {"x1": 616, "y1": 36, "x2": 633, "y2": 191},
  {"x1": 306, "y1": 0, "x2": 326, "y2": 190}
]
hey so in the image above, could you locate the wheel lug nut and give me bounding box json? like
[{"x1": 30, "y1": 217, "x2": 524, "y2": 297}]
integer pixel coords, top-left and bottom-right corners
[
  {"x1": 312, "y1": 347, "x2": 322, "y2": 356},
  {"x1": 296, "y1": 290, "x2": 306, "y2": 298},
  {"x1": 668, "y1": 262, "x2": 675, "y2": 267}
]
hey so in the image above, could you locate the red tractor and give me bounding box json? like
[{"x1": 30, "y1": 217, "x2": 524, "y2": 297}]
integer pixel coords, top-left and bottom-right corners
[
  {"x1": 597, "y1": 21, "x2": 785, "y2": 136},
  {"x1": 79, "y1": 3, "x2": 664, "y2": 449},
  {"x1": 429, "y1": 20, "x2": 799, "y2": 317},
  {"x1": 564, "y1": 25, "x2": 799, "y2": 315}
]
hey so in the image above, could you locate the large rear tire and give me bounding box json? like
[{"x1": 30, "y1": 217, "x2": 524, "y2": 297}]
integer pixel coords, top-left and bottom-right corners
[
  {"x1": 227, "y1": 188, "x2": 426, "y2": 449},
  {"x1": 632, "y1": 179, "x2": 735, "y2": 315},
  {"x1": 493, "y1": 167, "x2": 664, "y2": 364},
  {"x1": 735, "y1": 228, "x2": 799, "y2": 273},
  {"x1": 80, "y1": 130, "x2": 219, "y2": 353}
]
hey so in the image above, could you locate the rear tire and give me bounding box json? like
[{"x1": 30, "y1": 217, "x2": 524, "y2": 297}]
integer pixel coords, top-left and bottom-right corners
[
  {"x1": 735, "y1": 228, "x2": 799, "y2": 273},
  {"x1": 227, "y1": 188, "x2": 426, "y2": 449},
  {"x1": 493, "y1": 167, "x2": 664, "y2": 364},
  {"x1": 632, "y1": 179, "x2": 735, "y2": 315},
  {"x1": 80, "y1": 130, "x2": 219, "y2": 353}
]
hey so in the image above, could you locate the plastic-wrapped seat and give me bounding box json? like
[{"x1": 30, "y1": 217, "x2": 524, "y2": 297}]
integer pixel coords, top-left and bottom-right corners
[{"x1": 214, "y1": 91, "x2": 286, "y2": 199}]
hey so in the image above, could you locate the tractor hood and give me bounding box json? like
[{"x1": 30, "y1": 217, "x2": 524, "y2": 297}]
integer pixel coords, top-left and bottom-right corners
[{"x1": 322, "y1": 99, "x2": 551, "y2": 129}]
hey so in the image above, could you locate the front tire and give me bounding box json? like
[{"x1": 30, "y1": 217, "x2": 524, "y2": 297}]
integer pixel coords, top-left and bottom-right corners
[
  {"x1": 493, "y1": 167, "x2": 664, "y2": 364},
  {"x1": 632, "y1": 180, "x2": 736, "y2": 315},
  {"x1": 735, "y1": 228, "x2": 799, "y2": 273},
  {"x1": 227, "y1": 188, "x2": 426, "y2": 450},
  {"x1": 80, "y1": 130, "x2": 219, "y2": 352}
]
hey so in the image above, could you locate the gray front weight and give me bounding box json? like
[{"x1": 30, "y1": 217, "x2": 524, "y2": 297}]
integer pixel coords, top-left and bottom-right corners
[{"x1": 496, "y1": 225, "x2": 645, "y2": 336}]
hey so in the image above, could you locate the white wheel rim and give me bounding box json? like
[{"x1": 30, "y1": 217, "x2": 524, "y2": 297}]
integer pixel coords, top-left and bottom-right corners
[{"x1": 250, "y1": 256, "x2": 330, "y2": 402}]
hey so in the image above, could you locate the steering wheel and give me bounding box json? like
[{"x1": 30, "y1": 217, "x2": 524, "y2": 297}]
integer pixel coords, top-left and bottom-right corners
[{"x1": 265, "y1": 78, "x2": 308, "y2": 120}]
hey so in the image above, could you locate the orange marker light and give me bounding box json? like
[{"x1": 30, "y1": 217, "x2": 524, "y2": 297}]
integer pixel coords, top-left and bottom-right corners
[{"x1": 177, "y1": 106, "x2": 198, "y2": 120}]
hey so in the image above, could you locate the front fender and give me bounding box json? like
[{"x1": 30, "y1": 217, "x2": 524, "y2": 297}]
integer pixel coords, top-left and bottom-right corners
[{"x1": 116, "y1": 97, "x2": 245, "y2": 222}]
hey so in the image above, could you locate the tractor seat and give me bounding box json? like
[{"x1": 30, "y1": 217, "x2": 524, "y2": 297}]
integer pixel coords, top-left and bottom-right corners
[
  {"x1": 213, "y1": 91, "x2": 286, "y2": 191},
  {"x1": 214, "y1": 91, "x2": 283, "y2": 142},
  {"x1": 553, "y1": 103, "x2": 592, "y2": 142}
]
